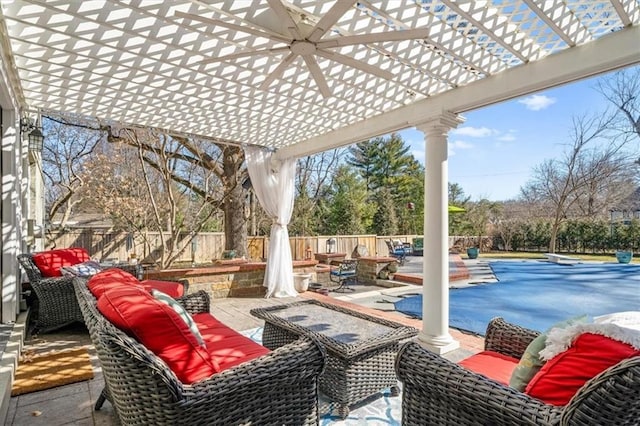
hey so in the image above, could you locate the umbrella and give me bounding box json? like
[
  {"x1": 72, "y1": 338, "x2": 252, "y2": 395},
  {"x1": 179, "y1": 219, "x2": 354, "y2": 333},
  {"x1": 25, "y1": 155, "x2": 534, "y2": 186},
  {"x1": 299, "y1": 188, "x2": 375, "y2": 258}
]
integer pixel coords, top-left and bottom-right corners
[{"x1": 448, "y1": 205, "x2": 465, "y2": 214}]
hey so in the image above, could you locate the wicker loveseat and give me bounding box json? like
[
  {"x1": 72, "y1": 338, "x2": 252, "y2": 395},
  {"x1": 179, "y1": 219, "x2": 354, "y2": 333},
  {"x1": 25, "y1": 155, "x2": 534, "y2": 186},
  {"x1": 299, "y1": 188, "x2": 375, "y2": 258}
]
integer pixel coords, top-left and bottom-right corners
[
  {"x1": 73, "y1": 276, "x2": 325, "y2": 425},
  {"x1": 396, "y1": 317, "x2": 640, "y2": 425}
]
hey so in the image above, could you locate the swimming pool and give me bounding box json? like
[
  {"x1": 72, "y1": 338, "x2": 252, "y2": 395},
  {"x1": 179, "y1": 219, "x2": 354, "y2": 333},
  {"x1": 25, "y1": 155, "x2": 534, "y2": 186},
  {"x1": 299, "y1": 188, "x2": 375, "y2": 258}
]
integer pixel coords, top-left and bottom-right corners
[{"x1": 394, "y1": 260, "x2": 640, "y2": 335}]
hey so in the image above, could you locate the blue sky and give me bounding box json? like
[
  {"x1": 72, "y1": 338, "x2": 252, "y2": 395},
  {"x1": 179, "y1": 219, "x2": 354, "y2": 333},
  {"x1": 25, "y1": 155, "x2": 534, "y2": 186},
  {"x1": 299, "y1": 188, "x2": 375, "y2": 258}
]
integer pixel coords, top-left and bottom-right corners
[{"x1": 398, "y1": 67, "x2": 630, "y2": 202}]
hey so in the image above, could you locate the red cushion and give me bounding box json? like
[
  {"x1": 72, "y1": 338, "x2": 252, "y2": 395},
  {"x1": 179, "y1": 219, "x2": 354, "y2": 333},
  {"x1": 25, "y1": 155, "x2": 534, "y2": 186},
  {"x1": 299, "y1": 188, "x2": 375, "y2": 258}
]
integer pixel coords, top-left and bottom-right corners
[
  {"x1": 194, "y1": 313, "x2": 270, "y2": 371},
  {"x1": 525, "y1": 333, "x2": 640, "y2": 406},
  {"x1": 32, "y1": 248, "x2": 90, "y2": 277},
  {"x1": 97, "y1": 286, "x2": 218, "y2": 384},
  {"x1": 458, "y1": 351, "x2": 520, "y2": 386},
  {"x1": 141, "y1": 279, "x2": 184, "y2": 298},
  {"x1": 87, "y1": 269, "x2": 141, "y2": 298}
]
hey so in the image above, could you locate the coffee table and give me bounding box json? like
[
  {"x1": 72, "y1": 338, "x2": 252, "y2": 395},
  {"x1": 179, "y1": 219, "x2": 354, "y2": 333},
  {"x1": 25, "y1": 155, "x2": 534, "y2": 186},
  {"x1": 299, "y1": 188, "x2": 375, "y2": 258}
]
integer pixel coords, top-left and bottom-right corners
[{"x1": 250, "y1": 300, "x2": 418, "y2": 418}]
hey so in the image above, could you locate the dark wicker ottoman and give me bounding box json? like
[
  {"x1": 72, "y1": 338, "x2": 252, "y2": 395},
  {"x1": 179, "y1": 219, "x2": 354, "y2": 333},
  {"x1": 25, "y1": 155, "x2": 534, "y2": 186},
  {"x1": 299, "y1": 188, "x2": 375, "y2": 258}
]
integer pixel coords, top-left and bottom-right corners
[{"x1": 250, "y1": 300, "x2": 418, "y2": 418}]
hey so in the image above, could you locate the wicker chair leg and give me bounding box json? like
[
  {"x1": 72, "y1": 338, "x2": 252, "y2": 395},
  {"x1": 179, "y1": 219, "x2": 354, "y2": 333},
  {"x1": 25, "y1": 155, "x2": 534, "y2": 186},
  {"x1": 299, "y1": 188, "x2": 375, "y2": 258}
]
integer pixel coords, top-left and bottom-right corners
[
  {"x1": 337, "y1": 404, "x2": 349, "y2": 419},
  {"x1": 95, "y1": 387, "x2": 108, "y2": 410}
]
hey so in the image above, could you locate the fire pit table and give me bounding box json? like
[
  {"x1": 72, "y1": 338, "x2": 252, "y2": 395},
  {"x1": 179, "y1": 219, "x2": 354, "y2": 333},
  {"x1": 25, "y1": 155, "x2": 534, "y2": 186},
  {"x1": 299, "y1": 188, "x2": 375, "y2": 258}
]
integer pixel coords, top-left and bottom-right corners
[{"x1": 250, "y1": 300, "x2": 418, "y2": 418}]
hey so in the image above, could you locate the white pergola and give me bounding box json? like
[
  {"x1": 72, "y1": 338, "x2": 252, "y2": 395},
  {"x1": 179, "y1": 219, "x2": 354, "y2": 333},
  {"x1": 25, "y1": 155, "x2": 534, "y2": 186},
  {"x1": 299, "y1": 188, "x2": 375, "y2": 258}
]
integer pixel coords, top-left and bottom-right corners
[{"x1": 0, "y1": 1, "x2": 639, "y2": 353}]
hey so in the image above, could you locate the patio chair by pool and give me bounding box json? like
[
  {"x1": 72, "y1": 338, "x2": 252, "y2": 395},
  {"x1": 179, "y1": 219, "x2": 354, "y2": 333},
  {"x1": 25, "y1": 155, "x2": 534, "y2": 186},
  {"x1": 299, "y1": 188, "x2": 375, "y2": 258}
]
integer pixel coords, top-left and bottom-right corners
[
  {"x1": 329, "y1": 259, "x2": 358, "y2": 292},
  {"x1": 385, "y1": 240, "x2": 407, "y2": 265}
]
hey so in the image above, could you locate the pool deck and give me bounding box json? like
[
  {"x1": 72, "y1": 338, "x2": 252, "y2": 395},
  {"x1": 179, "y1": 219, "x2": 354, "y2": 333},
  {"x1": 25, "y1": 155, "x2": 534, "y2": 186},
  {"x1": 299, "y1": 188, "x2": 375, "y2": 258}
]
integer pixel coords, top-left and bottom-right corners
[{"x1": 3, "y1": 256, "x2": 489, "y2": 426}]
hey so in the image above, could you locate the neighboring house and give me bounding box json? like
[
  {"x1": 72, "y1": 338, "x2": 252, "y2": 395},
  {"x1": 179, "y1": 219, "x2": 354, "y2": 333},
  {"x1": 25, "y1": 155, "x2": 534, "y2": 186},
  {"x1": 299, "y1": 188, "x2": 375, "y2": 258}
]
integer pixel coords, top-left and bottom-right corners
[
  {"x1": 610, "y1": 188, "x2": 640, "y2": 225},
  {"x1": 49, "y1": 213, "x2": 114, "y2": 231}
]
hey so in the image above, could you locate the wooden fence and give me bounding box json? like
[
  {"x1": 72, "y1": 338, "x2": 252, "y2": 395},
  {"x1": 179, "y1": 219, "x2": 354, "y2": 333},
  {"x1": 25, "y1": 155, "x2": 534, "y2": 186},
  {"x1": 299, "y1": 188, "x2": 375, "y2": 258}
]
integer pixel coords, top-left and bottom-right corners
[{"x1": 48, "y1": 230, "x2": 469, "y2": 263}]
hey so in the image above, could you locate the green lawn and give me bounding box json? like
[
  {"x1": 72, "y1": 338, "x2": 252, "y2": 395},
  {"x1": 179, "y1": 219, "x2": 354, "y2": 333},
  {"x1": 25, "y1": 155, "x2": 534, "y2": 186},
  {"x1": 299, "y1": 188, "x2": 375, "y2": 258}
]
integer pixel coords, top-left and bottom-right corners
[{"x1": 464, "y1": 251, "x2": 638, "y2": 264}]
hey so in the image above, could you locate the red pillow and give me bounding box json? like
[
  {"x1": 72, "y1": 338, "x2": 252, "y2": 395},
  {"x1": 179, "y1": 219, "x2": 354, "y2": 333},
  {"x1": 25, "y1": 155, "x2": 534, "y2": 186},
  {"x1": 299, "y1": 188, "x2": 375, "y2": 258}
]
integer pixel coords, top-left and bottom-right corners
[
  {"x1": 97, "y1": 286, "x2": 218, "y2": 384},
  {"x1": 458, "y1": 351, "x2": 519, "y2": 386},
  {"x1": 141, "y1": 279, "x2": 184, "y2": 298},
  {"x1": 525, "y1": 333, "x2": 640, "y2": 405},
  {"x1": 87, "y1": 269, "x2": 141, "y2": 298},
  {"x1": 32, "y1": 248, "x2": 90, "y2": 277}
]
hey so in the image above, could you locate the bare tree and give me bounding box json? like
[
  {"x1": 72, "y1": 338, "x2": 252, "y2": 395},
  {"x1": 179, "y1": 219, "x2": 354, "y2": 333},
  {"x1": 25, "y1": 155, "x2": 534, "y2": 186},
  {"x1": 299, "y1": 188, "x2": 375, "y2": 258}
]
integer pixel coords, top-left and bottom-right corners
[
  {"x1": 465, "y1": 198, "x2": 500, "y2": 250},
  {"x1": 104, "y1": 125, "x2": 248, "y2": 258},
  {"x1": 42, "y1": 118, "x2": 102, "y2": 227},
  {"x1": 597, "y1": 67, "x2": 640, "y2": 139},
  {"x1": 491, "y1": 201, "x2": 526, "y2": 251},
  {"x1": 520, "y1": 113, "x2": 636, "y2": 252},
  {"x1": 80, "y1": 130, "x2": 220, "y2": 268},
  {"x1": 289, "y1": 149, "x2": 344, "y2": 236}
]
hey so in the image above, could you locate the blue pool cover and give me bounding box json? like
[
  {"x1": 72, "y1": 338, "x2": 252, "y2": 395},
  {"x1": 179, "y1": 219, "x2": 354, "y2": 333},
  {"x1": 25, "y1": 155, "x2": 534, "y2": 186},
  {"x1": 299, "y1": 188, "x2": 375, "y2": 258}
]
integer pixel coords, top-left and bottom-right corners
[{"x1": 393, "y1": 261, "x2": 640, "y2": 335}]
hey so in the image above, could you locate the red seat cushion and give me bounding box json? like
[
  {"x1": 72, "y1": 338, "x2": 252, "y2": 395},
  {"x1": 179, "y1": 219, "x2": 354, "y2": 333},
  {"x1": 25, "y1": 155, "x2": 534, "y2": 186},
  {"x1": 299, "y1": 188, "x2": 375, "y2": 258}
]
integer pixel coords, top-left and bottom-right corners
[
  {"x1": 87, "y1": 269, "x2": 141, "y2": 298},
  {"x1": 458, "y1": 351, "x2": 520, "y2": 386},
  {"x1": 194, "y1": 313, "x2": 270, "y2": 371},
  {"x1": 97, "y1": 286, "x2": 218, "y2": 384},
  {"x1": 142, "y1": 279, "x2": 184, "y2": 298},
  {"x1": 32, "y1": 248, "x2": 90, "y2": 277},
  {"x1": 525, "y1": 333, "x2": 640, "y2": 406}
]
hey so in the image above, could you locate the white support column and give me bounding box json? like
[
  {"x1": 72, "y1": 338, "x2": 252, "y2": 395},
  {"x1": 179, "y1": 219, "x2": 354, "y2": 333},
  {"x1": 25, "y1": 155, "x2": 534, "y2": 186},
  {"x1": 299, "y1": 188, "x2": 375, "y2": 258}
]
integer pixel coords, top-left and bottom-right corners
[
  {"x1": 2, "y1": 109, "x2": 21, "y2": 323},
  {"x1": 415, "y1": 111, "x2": 464, "y2": 354}
]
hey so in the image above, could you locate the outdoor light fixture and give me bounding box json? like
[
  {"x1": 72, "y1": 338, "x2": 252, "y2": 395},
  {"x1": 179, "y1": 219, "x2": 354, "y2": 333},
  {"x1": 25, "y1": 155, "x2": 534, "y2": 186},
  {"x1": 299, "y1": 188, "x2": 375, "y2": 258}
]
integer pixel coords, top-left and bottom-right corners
[
  {"x1": 20, "y1": 117, "x2": 44, "y2": 153},
  {"x1": 326, "y1": 238, "x2": 336, "y2": 254}
]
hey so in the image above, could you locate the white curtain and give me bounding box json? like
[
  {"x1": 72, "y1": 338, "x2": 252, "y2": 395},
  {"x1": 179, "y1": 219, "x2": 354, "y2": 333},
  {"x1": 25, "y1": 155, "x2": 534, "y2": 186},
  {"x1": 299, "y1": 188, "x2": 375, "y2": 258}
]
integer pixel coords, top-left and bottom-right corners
[{"x1": 244, "y1": 146, "x2": 297, "y2": 298}]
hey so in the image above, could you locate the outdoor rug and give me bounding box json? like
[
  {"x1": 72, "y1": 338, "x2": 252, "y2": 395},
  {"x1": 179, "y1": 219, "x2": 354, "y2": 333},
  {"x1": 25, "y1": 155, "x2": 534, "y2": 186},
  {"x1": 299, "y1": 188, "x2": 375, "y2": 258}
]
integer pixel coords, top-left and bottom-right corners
[
  {"x1": 240, "y1": 327, "x2": 401, "y2": 425},
  {"x1": 11, "y1": 347, "x2": 94, "y2": 396},
  {"x1": 394, "y1": 260, "x2": 640, "y2": 335}
]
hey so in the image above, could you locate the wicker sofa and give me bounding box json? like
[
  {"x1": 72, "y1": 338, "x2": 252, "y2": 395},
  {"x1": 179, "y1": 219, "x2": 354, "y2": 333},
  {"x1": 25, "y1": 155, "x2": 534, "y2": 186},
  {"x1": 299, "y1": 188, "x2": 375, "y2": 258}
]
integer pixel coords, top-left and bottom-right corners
[
  {"x1": 73, "y1": 276, "x2": 325, "y2": 425},
  {"x1": 396, "y1": 317, "x2": 640, "y2": 425}
]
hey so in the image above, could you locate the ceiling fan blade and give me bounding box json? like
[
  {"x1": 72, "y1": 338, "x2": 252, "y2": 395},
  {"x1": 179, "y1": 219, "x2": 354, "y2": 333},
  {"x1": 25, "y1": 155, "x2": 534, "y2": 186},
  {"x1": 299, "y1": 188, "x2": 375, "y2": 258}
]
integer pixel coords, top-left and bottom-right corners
[
  {"x1": 267, "y1": 0, "x2": 303, "y2": 40},
  {"x1": 259, "y1": 52, "x2": 298, "y2": 91},
  {"x1": 175, "y1": 11, "x2": 291, "y2": 43},
  {"x1": 317, "y1": 28, "x2": 430, "y2": 49},
  {"x1": 302, "y1": 55, "x2": 332, "y2": 98},
  {"x1": 200, "y1": 46, "x2": 289, "y2": 64},
  {"x1": 316, "y1": 49, "x2": 393, "y2": 80},
  {"x1": 307, "y1": 0, "x2": 358, "y2": 42}
]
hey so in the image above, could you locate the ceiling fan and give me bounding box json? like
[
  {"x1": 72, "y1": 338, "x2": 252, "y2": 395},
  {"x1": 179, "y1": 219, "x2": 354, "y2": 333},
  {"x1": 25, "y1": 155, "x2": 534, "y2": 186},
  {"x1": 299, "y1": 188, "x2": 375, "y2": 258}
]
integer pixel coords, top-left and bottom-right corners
[{"x1": 176, "y1": 1, "x2": 429, "y2": 98}]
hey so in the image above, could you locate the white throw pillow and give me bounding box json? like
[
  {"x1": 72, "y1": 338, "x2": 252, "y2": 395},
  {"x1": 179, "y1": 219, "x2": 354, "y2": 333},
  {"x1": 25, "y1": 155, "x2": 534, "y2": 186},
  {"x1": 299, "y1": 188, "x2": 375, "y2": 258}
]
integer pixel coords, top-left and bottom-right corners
[
  {"x1": 151, "y1": 289, "x2": 205, "y2": 347},
  {"x1": 594, "y1": 311, "x2": 640, "y2": 331},
  {"x1": 60, "y1": 260, "x2": 103, "y2": 277}
]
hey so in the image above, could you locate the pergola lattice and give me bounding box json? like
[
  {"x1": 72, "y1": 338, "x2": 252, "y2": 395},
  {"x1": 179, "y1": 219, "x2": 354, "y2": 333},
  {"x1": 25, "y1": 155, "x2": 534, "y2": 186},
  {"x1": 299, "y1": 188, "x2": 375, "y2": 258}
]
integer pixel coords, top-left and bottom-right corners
[{"x1": 1, "y1": 0, "x2": 638, "y2": 154}]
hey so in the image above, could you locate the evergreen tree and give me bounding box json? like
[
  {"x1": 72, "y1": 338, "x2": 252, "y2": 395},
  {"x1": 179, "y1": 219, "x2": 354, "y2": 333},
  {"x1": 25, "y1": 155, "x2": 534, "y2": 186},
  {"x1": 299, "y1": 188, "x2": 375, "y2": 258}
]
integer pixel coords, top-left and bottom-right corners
[
  {"x1": 347, "y1": 133, "x2": 424, "y2": 233},
  {"x1": 372, "y1": 187, "x2": 398, "y2": 235},
  {"x1": 325, "y1": 166, "x2": 369, "y2": 235},
  {"x1": 448, "y1": 182, "x2": 471, "y2": 235}
]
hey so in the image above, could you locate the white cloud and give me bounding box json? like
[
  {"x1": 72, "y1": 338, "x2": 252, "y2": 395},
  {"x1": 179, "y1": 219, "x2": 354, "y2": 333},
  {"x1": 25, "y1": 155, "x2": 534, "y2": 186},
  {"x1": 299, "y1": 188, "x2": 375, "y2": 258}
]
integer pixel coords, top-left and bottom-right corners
[
  {"x1": 498, "y1": 133, "x2": 516, "y2": 142},
  {"x1": 518, "y1": 94, "x2": 556, "y2": 111},
  {"x1": 450, "y1": 126, "x2": 496, "y2": 138},
  {"x1": 448, "y1": 140, "x2": 473, "y2": 156}
]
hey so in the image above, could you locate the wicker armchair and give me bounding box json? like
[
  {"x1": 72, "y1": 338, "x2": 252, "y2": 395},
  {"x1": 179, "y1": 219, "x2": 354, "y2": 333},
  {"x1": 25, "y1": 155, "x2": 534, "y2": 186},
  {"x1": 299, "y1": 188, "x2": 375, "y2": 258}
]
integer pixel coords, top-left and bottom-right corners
[
  {"x1": 396, "y1": 317, "x2": 640, "y2": 426},
  {"x1": 18, "y1": 253, "x2": 84, "y2": 332},
  {"x1": 73, "y1": 278, "x2": 326, "y2": 425}
]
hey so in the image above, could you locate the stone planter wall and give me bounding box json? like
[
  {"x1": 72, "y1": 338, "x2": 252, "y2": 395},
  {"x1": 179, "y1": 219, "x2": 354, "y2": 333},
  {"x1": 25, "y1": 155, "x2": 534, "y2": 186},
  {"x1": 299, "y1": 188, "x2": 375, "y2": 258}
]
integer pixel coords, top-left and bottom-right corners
[
  {"x1": 356, "y1": 256, "x2": 399, "y2": 285},
  {"x1": 144, "y1": 260, "x2": 318, "y2": 299}
]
